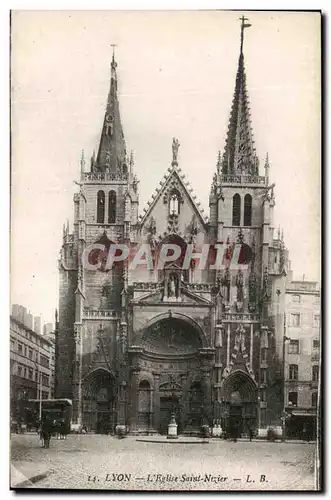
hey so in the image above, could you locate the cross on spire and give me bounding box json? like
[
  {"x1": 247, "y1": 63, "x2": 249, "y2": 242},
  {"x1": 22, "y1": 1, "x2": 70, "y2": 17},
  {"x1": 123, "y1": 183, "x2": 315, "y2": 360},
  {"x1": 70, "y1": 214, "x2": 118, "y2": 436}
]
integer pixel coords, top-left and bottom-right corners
[
  {"x1": 111, "y1": 43, "x2": 117, "y2": 63},
  {"x1": 239, "y1": 15, "x2": 252, "y2": 54}
]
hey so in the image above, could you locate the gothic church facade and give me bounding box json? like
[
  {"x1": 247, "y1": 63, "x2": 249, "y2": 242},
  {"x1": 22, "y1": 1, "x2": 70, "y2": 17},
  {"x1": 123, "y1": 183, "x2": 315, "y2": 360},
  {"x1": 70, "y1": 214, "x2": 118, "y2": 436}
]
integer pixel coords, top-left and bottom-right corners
[{"x1": 56, "y1": 23, "x2": 289, "y2": 435}]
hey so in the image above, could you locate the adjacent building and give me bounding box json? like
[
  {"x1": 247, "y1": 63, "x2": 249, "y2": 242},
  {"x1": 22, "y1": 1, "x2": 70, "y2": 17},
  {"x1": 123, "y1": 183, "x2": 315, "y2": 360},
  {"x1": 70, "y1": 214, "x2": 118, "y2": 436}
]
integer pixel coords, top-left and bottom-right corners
[
  {"x1": 284, "y1": 275, "x2": 320, "y2": 439},
  {"x1": 10, "y1": 306, "x2": 55, "y2": 420},
  {"x1": 56, "y1": 21, "x2": 294, "y2": 436}
]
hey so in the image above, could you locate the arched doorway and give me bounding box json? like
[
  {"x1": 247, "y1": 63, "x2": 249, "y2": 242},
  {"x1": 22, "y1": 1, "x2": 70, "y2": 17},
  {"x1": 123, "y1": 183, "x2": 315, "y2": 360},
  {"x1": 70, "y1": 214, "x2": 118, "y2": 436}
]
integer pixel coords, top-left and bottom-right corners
[
  {"x1": 187, "y1": 381, "x2": 204, "y2": 431},
  {"x1": 221, "y1": 370, "x2": 258, "y2": 438},
  {"x1": 83, "y1": 368, "x2": 116, "y2": 434},
  {"x1": 134, "y1": 314, "x2": 208, "y2": 435},
  {"x1": 138, "y1": 380, "x2": 152, "y2": 432}
]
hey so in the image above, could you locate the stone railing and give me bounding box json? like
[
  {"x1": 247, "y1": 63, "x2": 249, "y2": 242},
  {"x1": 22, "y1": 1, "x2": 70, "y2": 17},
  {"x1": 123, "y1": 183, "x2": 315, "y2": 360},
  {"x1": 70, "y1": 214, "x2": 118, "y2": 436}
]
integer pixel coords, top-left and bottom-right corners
[
  {"x1": 132, "y1": 282, "x2": 160, "y2": 291},
  {"x1": 84, "y1": 172, "x2": 128, "y2": 182},
  {"x1": 222, "y1": 312, "x2": 260, "y2": 323},
  {"x1": 220, "y1": 174, "x2": 266, "y2": 185},
  {"x1": 186, "y1": 283, "x2": 212, "y2": 292},
  {"x1": 83, "y1": 308, "x2": 118, "y2": 319}
]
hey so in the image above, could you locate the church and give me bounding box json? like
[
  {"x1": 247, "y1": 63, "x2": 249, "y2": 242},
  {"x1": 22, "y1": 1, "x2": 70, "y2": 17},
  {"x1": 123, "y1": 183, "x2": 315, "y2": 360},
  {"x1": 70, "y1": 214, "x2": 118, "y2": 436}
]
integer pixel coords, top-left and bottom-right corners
[{"x1": 56, "y1": 19, "x2": 289, "y2": 436}]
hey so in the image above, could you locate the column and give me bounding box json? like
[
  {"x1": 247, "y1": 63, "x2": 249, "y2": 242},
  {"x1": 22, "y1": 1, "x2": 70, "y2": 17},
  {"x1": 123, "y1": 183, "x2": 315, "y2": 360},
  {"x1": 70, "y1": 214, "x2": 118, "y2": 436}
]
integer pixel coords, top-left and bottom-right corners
[
  {"x1": 152, "y1": 373, "x2": 160, "y2": 433},
  {"x1": 202, "y1": 368, "x2": 212, "y2": 426},
  {"x1": 128, "y1": 370, "x2": 140, "y2": 434},
  {"x1": 226, "y1": 323, "x2": 231, "y2": 366},
  {"x1": 250, "y1": 323, "x2": 254, "y2": 367},
  {"x1": 73, "y1": 324, "x2": 83, "y2": 426}
]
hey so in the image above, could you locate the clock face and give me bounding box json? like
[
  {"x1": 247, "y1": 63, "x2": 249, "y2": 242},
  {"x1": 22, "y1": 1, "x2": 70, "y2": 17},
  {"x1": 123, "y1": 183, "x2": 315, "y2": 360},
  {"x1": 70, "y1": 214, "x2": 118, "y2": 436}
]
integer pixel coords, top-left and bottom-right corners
[{"x1": 106, "y1": 114, "x2": 114, "y2": 123}]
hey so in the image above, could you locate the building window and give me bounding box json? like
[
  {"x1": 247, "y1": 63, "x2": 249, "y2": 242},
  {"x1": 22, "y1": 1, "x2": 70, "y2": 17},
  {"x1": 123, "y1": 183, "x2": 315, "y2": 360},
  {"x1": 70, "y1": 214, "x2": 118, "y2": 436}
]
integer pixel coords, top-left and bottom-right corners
[
  {"x1": 40, "y1": 355, "x2": 49, "y2": 368},
  {"x1": 313, "y1": 339, "x2": 320, "y2": 349},
  {"x1": 260, "y1": 369, "x2": 267, "y2": 384},
  {"x1": 18, "y1": 365, "x2": 22, "y2": 377},
  {"x1": 108, "y1": 190, "x2": 116, "y2": 223},
  {"x1": 288, "y1": 392, "x2": 298, "y2": 406},
  {"x1": 28, "y1": 349, "x2": 33, "y2": 359},
  {"x1": 10, "y1": 339, "x2": 15, "y2": 351},
  {"x1": 18, "y1": 343, "x2": 23, "y2": 354},
  {"x1": 169, "y1": 192, "x2": 180, "y2": 216},
  {"x1": 312, "y1": 392, "x2": 318, "y2": 407},
  {"x1": 35, "y1": 371, "x2": 39, "y2": 381},
  {"x1": 288, "y1": 340, "x2": 300, "y2": 354},
  {"x1": 313, "y1": 315, "x2": 320, "y2": 328},
  {"x1": 97, "y1": 190, "x2": 105, "y2": 223},
  {"x1": 312, "y1": 365, "x2": 319, "y2": 382},
  {"x1": 261, "y1": 347, "x2": 268, "y2": 362},
  {"x1": 292, "y1": 294, "x2": 301, "y2": 303},
  {"x1": 289, "y1": 364, "x2": 298, "y2": 380},
  {"x1": 243, "y1": 194, "x2": 252, "y2": 226},
  {"x1": 232, "y1": 194, "x2": 241, "y2": 226},
  {"x1": 28, "y1": 368, "x2": 33, "y2": 380},
  {"x1": 260, "y1": 388, "x2": 266, "y2": 402},
  {"x1": 42, "y1": 391, "x2": 49, "y2": 400},
  {"x1": 23, "y1": 367, "x2": 27, "y2": 378},
  {"x1": 290, "y1": 313, "x2": 300, "y2": 327}
]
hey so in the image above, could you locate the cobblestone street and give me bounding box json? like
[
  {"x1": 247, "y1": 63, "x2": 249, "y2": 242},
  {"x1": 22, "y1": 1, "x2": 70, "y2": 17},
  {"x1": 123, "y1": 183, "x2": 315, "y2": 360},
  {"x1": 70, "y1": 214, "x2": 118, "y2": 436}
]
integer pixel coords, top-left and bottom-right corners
[{"x1": 11, "y1": 434, "x2": 317, "y2": 491}]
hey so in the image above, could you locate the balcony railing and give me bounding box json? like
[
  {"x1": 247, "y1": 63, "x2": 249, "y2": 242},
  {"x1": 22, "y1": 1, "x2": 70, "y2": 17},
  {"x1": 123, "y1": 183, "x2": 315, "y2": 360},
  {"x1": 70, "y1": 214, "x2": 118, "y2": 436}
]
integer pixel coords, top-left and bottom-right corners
[
  {"x1": 83, "y1": 172, "x2": 128, "y2": 182},
  {"x1": 220, "y1": 174, "x2": 266, "y2": 185},
  {"x1": 83, "y1": 308, "x2": 118, "y2": 319}
]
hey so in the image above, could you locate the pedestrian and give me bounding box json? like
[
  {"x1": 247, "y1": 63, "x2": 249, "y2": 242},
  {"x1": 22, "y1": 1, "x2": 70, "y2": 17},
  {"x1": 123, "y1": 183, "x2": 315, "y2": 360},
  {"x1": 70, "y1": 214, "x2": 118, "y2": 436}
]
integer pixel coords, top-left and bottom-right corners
[
  {"x1": 40, "y1": 418, "x2": 52, "y2": 449},
  {"x1": 248, "y1": 426, "x2": 253, "y2": 442}
]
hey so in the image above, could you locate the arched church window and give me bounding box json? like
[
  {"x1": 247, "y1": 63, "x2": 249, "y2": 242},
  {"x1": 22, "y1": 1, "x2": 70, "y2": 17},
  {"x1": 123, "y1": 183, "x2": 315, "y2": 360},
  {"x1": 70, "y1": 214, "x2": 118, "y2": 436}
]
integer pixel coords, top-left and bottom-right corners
[
  {"x1": 244, "y1": 194, "x2": 252, "y2": 226},
  {"x1": 232, "y1": 193, "x2": 241, "y2": 226},
  {"x1": 108, "y1": 190, "x2": 116, "y2": 223},
  {"x1": 97, "y1": 190, "x2": 105, "y2": 223},
  {"x1": 169, "y1": 193, "x2": 180, "y2": 216}
]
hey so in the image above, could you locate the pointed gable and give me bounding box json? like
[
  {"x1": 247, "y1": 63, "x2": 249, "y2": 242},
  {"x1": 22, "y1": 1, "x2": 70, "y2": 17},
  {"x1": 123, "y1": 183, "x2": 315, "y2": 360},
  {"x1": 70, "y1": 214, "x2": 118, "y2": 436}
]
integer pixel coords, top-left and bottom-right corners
[{"x1": 138, "y1": 163, "x2": 208, "y2": 243}]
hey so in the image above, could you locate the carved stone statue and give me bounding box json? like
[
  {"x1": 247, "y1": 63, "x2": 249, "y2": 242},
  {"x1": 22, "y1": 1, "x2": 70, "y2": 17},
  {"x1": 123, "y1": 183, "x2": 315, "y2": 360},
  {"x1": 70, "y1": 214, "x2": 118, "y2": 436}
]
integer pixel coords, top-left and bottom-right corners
[
  {"x1": 187, "y1": 215, "x2": 198, "y2": 245},
  {"x1": 248, "y1": 271, "x2": 257, "y2": 308},
  {"x1": 236, "y1": 269, "x2": 244, "y2": 303},
  {"x1": 221, "y1": 268, "x2": 231, "y2": 302},
  {"x1": 168, "y1": 274, "x2": 177, "y2": 298},
  {"x1": 172, "y1": 137, "x2": 180, "y2": 163},
  {"x1": 235, "y1": 324, "x2": 246, "y2": 352}
]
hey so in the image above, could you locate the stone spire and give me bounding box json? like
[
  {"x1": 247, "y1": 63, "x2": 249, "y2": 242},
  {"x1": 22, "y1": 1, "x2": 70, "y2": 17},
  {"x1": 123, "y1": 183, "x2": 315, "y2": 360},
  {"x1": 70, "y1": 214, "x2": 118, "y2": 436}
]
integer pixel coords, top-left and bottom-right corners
[
  {"x1": 95, "y1": 46, "x2": 126, "y2": 174},
  {"x1": 221, "y1": 17, "x2": 259, "y2": 177}
]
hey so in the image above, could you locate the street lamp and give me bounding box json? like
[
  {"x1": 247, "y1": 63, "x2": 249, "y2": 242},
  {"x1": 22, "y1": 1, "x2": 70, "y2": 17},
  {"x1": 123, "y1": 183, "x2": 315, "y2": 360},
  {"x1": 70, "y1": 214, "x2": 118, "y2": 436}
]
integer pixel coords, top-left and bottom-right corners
[
  {"x1": 32, "y1": 343, "x2": 43, "y2": 423},
  {"x1": 282, "y1": 313, "x2": 290, "y2": 441}
]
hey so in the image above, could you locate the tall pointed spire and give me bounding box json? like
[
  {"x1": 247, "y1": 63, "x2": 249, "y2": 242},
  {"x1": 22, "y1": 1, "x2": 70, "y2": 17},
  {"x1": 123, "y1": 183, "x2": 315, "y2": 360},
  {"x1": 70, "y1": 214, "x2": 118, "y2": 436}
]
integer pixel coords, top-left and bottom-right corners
[
  {"x1": 95, "y1": 45, "x2": 126, "y2": 174},
  {"x1": 221, "y1": 17, "x2": 258, "y2": 177}
]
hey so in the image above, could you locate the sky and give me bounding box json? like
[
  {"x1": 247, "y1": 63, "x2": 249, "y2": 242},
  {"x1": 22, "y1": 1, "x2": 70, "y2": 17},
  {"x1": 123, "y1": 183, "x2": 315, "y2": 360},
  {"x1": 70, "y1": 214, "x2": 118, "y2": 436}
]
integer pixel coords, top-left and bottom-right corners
[{"x1": 10, "y1": 10, "x2": 321, "y2": 325}]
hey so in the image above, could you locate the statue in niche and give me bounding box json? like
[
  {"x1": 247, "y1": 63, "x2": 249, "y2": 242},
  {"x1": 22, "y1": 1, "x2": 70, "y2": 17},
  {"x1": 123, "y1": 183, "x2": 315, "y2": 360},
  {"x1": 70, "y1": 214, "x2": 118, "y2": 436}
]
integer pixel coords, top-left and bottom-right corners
[
  {"x1": 168, "y1": 274, "x2": 178, "y2": 298},
  {"x1": 187, "y1": 215, "x2": 198, "y2": 245},
  {"x1": 236, "y1": 269, "x2": 244, "y2": 303},
  {"x1": 235, "y1": 324, "x2": 246, "y2": 352},
  {"x1": 147, "y1": 217, "x2": 158, "y2": 250},
  {"x1": 248, "y1": 271, "x2": 257, "y2": 310},
  {"x1": 221, "y1": 267, "x2": 231, "y2": 302}
]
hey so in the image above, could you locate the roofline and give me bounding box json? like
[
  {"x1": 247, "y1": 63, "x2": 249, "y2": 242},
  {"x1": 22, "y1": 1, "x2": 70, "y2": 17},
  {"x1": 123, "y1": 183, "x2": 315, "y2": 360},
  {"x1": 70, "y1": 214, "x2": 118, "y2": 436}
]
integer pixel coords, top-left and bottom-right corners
[{"x1": 10, "y1": 316, "x2": 53, "y2": 346}]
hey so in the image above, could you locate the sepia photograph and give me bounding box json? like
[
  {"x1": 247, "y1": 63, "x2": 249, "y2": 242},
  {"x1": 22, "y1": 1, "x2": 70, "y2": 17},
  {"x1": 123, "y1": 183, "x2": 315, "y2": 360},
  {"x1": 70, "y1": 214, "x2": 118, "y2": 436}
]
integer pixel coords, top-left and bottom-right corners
[{"x1": 10, "y1": 9, "x2": 321, "y2": 491}]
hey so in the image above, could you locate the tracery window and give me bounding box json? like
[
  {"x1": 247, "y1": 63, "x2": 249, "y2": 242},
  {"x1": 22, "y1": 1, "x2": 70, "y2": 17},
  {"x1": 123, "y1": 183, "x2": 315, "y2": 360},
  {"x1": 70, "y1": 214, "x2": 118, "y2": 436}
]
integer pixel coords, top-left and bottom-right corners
[
  {"x1": 108, "y1": 190, "x2": 116, "y2": 223},
  {"x1": 232, "y1": 194, "x2": 241, "y2": 226},
  {"x1": 244, "y1": 194, "x2": 252, "y2": 226},
  {"x1": 97, "y1": 190, "x2": 105, "y2": 223}
]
